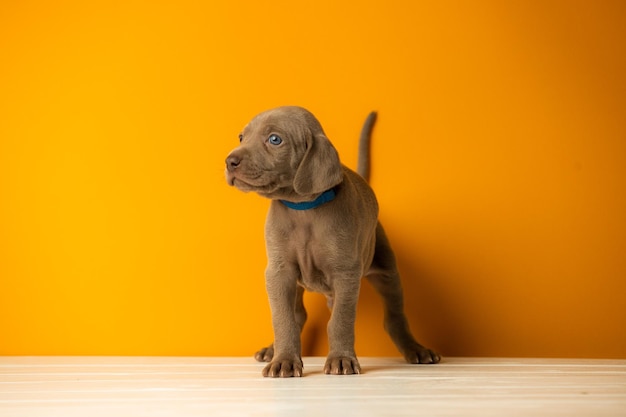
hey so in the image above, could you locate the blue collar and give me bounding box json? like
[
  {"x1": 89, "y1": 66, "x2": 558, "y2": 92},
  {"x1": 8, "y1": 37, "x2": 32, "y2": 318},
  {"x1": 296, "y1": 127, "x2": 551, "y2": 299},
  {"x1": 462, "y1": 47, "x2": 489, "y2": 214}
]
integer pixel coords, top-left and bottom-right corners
[{"x1": 280, "y1": 188, "x2": 337, "y2": 210}]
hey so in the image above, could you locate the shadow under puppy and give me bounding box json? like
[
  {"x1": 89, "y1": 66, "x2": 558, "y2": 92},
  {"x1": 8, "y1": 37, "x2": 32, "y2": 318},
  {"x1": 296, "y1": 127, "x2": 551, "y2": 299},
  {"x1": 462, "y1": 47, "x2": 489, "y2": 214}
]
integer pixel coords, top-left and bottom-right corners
[{"x1": 225, "y1": 106, "x2": 440, "y2": 377}]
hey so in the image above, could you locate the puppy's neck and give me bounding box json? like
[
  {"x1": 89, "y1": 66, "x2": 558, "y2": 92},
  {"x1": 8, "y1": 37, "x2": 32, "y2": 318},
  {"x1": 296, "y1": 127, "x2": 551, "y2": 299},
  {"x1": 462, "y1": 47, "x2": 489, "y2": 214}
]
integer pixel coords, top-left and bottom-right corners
[{"x1": 279, "y1": 188, "x2": 337, "y2": 211}]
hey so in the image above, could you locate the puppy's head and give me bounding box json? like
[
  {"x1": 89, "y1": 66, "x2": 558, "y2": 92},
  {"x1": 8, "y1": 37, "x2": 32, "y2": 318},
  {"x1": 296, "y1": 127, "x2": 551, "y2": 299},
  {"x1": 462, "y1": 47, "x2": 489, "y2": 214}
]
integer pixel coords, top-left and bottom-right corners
[{"x1": 225, "y1": 106, "x2": 343, "y2": 201}]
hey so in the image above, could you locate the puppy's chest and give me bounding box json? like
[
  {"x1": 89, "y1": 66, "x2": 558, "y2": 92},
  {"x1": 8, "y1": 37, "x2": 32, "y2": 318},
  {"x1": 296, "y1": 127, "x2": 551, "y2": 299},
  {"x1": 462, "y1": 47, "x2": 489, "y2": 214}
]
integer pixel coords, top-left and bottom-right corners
[
  {"x1": 294, "y1": 250, "x2": 333, "y2": 294},
  {"x1": 286, "y1": 223, "x2": 338, "y2": 294}
]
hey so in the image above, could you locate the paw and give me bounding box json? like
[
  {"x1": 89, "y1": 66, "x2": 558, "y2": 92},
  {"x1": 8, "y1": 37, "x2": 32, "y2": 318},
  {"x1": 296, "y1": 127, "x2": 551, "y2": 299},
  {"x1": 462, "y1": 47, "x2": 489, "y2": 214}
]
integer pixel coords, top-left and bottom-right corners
[
  {"x1": 262, "y1": 357, "x2": 303, "y2": 378},
  {"x1": 254, "y1": 345, "x2": 274, "y2": 362},
  {"x1": 324, "y1": 356, "x2": 361, "y2": 375},
  {"x1": 403, "y1": 345, "x2": 441, "y2": 364}
]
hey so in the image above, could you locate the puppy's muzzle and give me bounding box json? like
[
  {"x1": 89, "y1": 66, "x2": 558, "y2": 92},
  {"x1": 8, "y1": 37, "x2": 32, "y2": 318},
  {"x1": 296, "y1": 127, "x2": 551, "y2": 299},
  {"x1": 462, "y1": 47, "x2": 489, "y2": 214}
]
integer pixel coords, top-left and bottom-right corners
[{"x1": 226, "y1": 154, "x2": 242, "y2": 172}]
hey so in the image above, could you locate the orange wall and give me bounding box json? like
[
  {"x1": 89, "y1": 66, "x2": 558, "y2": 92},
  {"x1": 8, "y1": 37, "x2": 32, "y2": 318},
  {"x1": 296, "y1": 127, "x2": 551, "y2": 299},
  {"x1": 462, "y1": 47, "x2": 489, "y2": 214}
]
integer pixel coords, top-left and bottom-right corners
[{"x1": 1, "y1": 0, "x2": 625, "y2": 358}]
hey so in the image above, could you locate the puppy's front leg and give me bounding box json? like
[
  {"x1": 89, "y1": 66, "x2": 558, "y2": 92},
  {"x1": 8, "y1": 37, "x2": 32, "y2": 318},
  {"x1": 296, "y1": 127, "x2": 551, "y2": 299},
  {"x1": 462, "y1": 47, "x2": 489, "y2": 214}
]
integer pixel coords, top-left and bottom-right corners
[
  {"x1": 263, "y1": 267, "x2": 303, "y2": 378},
  {"x1": 324, "y1": 277, "x2": 362, "y2": 375}
]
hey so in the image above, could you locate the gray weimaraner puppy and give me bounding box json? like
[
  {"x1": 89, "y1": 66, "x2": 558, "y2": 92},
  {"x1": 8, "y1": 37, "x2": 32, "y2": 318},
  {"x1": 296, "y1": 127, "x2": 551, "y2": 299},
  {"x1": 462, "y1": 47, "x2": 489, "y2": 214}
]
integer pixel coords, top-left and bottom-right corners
[{"x1": 225, "y1": 106, "x2": 440, "y2": 377}]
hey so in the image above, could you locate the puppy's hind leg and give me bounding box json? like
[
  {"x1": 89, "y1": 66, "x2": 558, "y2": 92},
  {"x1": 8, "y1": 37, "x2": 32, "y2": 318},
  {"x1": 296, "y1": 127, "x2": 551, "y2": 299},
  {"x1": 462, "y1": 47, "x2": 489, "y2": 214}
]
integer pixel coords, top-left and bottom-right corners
[
  {"x1": 365, "y1": 223, "x2": 441, "y2": 364},
  {"x1": 254, "y1": 285, "x2": 307, "y2": 362}
]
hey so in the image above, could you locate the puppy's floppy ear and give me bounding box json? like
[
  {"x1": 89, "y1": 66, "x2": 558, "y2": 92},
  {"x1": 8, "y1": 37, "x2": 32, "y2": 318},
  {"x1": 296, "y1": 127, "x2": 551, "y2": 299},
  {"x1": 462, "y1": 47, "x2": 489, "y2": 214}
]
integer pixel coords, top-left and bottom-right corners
[{"x1": 293, "y1": 133, "x2": 343, "y2": 196}]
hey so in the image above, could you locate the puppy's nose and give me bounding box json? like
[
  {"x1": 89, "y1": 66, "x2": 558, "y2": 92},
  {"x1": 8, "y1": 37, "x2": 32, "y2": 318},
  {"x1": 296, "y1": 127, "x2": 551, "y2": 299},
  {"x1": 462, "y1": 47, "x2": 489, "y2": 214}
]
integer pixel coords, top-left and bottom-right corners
[{"x1": 226, "y1": 155, "x2": 241, "y2": 172}]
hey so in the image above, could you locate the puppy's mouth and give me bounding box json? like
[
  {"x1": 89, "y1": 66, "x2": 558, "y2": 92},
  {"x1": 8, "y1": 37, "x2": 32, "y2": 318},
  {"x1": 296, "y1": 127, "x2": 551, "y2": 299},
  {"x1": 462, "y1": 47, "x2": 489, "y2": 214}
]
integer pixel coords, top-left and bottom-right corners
[{"x1": 226, "y1": 171, "x2": 278, "y2": 194}]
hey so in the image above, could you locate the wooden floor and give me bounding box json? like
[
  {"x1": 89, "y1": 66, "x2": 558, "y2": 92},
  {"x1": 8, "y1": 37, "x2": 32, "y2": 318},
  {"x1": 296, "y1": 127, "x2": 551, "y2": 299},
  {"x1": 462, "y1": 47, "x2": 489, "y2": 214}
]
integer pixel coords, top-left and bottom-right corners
[{"x1": 1, "y1": 357, "x2": 625, "y2": 416}]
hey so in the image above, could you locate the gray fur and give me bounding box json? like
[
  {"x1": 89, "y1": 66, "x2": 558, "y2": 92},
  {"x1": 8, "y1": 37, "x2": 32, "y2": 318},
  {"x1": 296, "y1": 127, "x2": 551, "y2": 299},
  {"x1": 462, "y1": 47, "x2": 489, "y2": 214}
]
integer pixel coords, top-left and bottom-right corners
[
  {"x1": 225, "y1": 106, "x2": 440, "y2": 377},
  {"x1": 357, "y1": 111, "x2": 377, "y2": 181}
]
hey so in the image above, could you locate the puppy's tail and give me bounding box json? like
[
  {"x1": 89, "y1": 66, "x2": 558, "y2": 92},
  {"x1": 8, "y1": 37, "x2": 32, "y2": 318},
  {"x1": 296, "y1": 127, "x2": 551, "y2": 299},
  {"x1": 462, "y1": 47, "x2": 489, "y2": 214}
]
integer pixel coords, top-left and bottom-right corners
[{"x1": 357, "y1": 111, "x2": 377, "y2": 183}]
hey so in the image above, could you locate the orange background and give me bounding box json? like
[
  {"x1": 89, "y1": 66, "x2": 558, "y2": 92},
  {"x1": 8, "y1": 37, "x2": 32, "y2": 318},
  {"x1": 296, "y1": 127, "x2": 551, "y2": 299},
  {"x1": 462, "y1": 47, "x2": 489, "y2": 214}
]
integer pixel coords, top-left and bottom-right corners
[{"x1": 1, "y1": 0, "x2": 625, "y2": 358}]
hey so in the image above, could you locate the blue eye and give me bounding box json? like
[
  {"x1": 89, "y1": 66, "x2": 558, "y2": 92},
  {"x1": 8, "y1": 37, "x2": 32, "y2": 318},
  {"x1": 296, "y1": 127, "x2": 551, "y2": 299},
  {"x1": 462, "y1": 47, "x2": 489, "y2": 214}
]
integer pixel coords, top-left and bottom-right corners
[{"x1": 268, "y1": 134, "x2": 283, "y2": 145}]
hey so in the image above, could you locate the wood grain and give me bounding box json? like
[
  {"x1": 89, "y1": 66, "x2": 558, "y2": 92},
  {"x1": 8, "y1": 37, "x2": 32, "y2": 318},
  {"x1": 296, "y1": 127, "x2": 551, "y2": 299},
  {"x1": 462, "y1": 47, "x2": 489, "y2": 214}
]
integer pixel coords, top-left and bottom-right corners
[{"x1": 1, "y1": 357, "x2": 625, "y2": 416}]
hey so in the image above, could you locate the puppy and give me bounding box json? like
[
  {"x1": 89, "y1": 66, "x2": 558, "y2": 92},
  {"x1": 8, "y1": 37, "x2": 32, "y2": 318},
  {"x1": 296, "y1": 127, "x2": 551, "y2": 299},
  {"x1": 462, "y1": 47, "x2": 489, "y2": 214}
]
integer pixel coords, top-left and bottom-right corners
[{"x1": 225, "y1": 106, "x2": 440, "y2": 377}]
